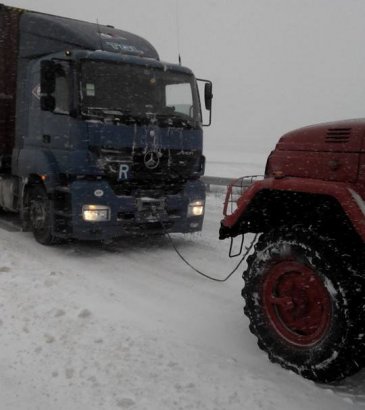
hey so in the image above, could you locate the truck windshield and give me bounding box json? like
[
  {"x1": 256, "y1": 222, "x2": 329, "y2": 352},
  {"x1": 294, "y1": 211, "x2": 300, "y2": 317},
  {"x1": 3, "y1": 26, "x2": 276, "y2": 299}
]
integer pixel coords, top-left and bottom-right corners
[{"x1": 80, "y1": 61, "x2": 201, "y2": 125}]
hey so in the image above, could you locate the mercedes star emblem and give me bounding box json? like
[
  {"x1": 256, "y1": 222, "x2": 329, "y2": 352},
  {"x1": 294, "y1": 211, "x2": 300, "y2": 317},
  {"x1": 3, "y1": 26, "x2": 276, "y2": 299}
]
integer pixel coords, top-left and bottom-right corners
[{"x1": 144, "y1": 151, "x2": 160, "y2": 170}]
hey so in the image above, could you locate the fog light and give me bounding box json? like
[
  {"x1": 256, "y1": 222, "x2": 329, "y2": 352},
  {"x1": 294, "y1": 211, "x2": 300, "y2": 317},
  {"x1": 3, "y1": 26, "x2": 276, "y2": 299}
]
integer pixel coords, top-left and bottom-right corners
[
  {"x1": 82, "y1": 205, "x2": 110, "y2": 222},
  {"x1": 188, "y1": 200, "x2": 204, "y2": 217}
]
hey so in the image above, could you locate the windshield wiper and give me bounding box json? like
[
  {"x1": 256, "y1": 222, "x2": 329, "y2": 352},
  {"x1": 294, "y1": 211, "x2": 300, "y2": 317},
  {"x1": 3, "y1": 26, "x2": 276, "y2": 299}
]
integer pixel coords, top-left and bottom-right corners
[
  {"x1": 155, "y1": 113, "x2": 194, "y2": 129},
  {"x1": 82, "y1": 108, "x2": 195, "y2": 128},
  {"x1": 82, "y1": 107, "x2": 138, "y2": 124}
]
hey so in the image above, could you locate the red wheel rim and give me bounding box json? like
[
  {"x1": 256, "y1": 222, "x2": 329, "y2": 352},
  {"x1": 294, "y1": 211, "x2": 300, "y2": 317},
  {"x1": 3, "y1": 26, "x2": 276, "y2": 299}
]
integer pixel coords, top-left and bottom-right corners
[{"x1": 262, "y1": 261, "x2": 332, "y2": 347}]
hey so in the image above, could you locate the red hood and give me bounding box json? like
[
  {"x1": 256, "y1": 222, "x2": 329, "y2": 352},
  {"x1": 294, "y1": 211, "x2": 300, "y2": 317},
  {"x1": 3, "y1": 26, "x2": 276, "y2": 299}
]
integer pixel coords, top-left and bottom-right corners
[
  {"x1": 266, "y1": 119, "x2": 365, "y2": 183},
  {"x1": 276, "y1": 118, "x2": 365, "y2": 153}
]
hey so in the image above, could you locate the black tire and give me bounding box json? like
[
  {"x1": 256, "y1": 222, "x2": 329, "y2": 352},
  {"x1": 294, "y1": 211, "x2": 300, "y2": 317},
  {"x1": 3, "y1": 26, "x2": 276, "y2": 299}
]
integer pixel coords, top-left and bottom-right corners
[
  {"x1": 242, "y1": 226, "x2": 365, "y2": 383},
  {"x1": 29, "y1": 185, "x2": 57, "y2": 245}
]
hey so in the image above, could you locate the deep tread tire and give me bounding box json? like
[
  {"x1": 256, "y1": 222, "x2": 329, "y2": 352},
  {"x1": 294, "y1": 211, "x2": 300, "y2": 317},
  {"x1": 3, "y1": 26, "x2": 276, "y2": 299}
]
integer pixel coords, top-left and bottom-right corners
[
  {"x1": 29, "y1": 186, "x2": 58, "y2": 245},
  {"x1": 242, "y1": 226, "x2": 365, "y2": 383}
]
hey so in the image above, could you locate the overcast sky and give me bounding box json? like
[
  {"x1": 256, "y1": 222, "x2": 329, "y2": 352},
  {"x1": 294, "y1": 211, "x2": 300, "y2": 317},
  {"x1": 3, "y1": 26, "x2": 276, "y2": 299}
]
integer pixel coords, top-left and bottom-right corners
[{"x1": 5, "y1": 0, "x2": 365, "y2": 159}]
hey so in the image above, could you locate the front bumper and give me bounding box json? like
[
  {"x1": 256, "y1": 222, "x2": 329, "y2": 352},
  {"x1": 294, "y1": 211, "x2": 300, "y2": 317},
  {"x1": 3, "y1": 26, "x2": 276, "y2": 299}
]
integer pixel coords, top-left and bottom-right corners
[{"x1": 62, "y1": 179, "x2": 205, "y2": 240}]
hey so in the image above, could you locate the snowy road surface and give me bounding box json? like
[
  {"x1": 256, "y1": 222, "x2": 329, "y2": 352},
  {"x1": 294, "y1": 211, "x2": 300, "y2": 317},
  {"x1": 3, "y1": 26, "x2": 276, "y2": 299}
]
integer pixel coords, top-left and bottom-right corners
[{"x1": 0, "y1": 192, "x2": 365, "y2": 410}]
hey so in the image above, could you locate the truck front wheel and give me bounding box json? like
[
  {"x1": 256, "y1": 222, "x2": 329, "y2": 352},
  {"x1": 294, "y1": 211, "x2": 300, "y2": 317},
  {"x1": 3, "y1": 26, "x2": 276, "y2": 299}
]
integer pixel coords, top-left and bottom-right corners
[
  {"x1": 29, "y1": 185, "x2": 57, "y2": 245},
  {"x1": 242, "y1": 227, "x2": 365, "y2": 382}
]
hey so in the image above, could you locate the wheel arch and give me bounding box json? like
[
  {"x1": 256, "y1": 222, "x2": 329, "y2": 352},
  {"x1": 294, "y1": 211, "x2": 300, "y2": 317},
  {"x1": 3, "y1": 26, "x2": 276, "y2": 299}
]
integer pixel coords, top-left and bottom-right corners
[
  {"x1": 21, "y1": 174, "x2": 48, "y2": 230},
  {"x1": 23, "y1": 174, "x2": 49, "y2": 206},
  {"x1": 221, "y1": 178, "x2": 365, "y2": 246},
  {"x1": 244, "y1": 189, "x2": 360, "y2": 239}
]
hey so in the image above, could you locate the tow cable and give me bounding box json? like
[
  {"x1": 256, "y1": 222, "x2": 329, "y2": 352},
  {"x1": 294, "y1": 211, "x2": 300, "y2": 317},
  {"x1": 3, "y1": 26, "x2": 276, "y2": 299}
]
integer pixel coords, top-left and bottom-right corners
[{"x1": 156, "y1": 214, "x2": 258, "y2": 283}]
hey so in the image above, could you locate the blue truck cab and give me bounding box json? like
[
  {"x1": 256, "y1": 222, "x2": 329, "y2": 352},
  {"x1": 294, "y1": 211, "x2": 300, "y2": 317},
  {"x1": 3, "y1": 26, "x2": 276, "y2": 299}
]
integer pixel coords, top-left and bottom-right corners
[{"x1": 0, "y1": 4, "x2": 212, "y2": 244}]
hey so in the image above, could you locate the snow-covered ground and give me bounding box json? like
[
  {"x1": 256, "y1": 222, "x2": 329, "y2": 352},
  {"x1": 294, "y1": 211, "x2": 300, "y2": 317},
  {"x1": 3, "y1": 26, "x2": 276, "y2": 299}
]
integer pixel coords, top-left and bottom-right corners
[
  {"x1": 0, "y1": 160, "x2": 365, "y2": 410},
  {"x1": 2, "y1": 1, "x2": 365, "y2": 408}
]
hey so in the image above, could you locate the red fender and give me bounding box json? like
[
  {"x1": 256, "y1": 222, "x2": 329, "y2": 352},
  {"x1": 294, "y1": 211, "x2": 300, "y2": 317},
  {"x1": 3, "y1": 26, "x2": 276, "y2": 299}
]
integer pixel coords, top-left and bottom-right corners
[{"x1": 222, "y1": 177, "x2": 365, "y2": 242}]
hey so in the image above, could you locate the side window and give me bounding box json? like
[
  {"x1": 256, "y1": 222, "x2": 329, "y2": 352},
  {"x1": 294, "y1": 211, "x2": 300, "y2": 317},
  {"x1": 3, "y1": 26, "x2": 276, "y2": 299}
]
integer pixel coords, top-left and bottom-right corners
[{"x1": 165, "y1": 83, "x2": 193, "y2": 117}]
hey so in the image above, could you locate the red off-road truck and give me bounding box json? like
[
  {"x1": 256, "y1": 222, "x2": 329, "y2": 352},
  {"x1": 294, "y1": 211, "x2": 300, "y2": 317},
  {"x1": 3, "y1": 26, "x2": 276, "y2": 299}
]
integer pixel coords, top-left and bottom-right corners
[{"x1": 220, "y1": 119, "x2": 365, "y2": 383}]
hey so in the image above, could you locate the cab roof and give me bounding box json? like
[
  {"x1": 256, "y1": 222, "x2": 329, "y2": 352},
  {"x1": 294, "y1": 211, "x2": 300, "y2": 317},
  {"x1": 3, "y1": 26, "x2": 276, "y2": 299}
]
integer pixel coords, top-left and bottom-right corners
[{"x1": 10, "y1": 4, "x2": 160, "y2": 60}]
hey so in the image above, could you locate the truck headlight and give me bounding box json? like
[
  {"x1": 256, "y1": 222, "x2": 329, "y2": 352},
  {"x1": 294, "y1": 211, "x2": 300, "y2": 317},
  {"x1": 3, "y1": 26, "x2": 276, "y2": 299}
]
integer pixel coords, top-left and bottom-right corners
[
  {"x1": 82, "y1": 205, "x2": 110, "y2": 222},
  {"x1": 188, "y1": 200, "x2": 205, "y2": 217}
]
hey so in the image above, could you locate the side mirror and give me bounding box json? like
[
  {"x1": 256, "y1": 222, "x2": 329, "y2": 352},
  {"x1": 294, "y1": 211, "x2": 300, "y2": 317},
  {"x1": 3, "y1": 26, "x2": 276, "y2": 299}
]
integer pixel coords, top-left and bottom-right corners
[
  {"x1": 40, "y1": 95, "x2": 56, "y2": 111},
  {"x1": 40, "y1": 60, "x2": 56, "y2": 112},
  {"x1": 197, "y1": 78, "x2": 213, "y2": 126},
  {"x1": 204, "y1": 82, "x2": 213, "y2": 111},
  {"x1": 40, "y1": 60, "x2": 56, "y2": 95}
]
